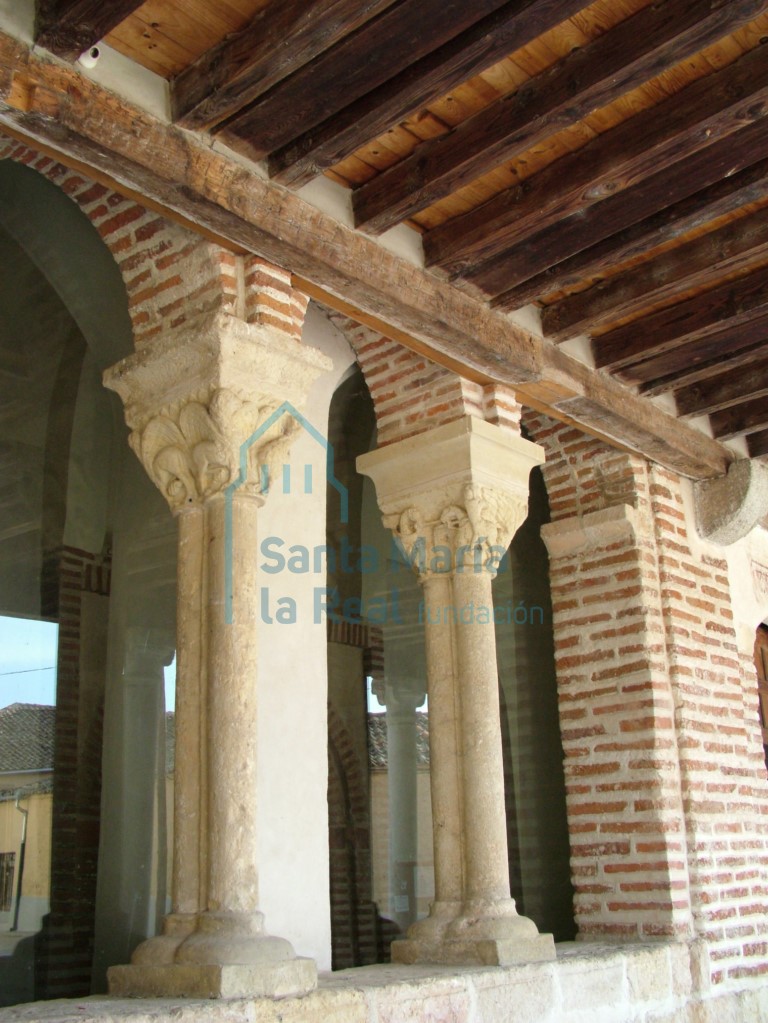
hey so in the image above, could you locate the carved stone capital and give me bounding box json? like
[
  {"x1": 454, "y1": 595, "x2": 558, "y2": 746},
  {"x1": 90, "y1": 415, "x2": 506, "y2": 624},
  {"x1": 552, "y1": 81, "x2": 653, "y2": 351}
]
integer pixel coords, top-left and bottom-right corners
[
  {"x1": 359, "y1": 417, "x2": 544, "y2": 578},
  {"x1": 383, "y1": 483, "x2": 527, "y2": 577},
  {"x1": 104, "y1": 312, "x2": 331, "y2": 511}
]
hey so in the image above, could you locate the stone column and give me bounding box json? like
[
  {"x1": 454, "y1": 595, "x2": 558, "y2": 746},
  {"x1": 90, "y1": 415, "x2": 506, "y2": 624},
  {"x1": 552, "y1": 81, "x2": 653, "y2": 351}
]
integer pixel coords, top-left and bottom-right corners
[
  {"x1": 383, "y1": 681, "x2": 424, "y2": 932},
  {"x1": 104, "y1": 311, "x2": 330, "y2": 998},
  {"x1": 358, "y1": 416, "x2": 556, "y2": 966}
]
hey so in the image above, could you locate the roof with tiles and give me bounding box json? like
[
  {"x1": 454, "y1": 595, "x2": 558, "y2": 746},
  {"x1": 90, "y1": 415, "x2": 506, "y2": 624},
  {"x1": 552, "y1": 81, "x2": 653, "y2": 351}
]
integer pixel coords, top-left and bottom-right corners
[
  {"x1": 0, "y1": 702, "x2": 55, "y2": 774},
  {"x1": 368, "y1": 712, "x2": 430, "y2": 770}
]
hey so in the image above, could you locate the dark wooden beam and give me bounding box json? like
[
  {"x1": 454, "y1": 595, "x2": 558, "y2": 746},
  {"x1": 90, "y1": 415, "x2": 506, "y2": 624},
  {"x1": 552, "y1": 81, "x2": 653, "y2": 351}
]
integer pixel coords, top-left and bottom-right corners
[
  {"x1": 220, "y1": 0, "x2": 513, "y2": 161},
  {"x1": 710, "y1": 397, "x2": 768, "y2": 440},
  {"x1": 0, "y1": 30, "x2": 731, "y2": 480},
  {"x1": 353, "y1": 0, "x2": 764, "y2": 235},
  {"x1": 267, "y1": 0, "x2": 588, "y2": 187},
  {"x1": 172, "y1": 0, "x2": 398, "y2": 130},
  {"x1": 490, "y1": 136, "x2": 768, "y2": 309},
  {"x1": 638, "y1": 335, "x2": 768, "y2": 397},
  {"x1": 593, "y1": 265, "x2": 768, "y2": 372},
  {"x1": 542, "y1": 206, "x2": 768, "y2": 342},
  {"x1": 748, "y1": 430, "x2": 768, "y2": 457},
  {"x1": 675, "y1": 355, "x2": 768, "y2": 417},
  {"x1": 424, "y1": 41, "x2": 768, "y2": 278},
  {"x1": 34, "y1": 0, "x2": 145, "y2": 60}
]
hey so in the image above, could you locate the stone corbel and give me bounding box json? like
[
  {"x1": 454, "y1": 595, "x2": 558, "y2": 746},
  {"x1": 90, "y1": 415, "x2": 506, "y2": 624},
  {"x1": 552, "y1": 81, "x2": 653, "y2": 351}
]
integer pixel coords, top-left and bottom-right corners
[{"x1": 694, "y1": 458, "x2": 768, "y2": 546}]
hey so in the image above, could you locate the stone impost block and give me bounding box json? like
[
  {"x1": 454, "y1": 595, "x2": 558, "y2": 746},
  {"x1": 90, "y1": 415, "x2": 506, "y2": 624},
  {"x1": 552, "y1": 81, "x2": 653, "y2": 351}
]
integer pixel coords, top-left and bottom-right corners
[
  {"x1": 104, "y1": 310, "x2": 331, "y2": 430},
  {"x1": 107, "y1": 957, "x2": 317, "y2": 1000},
  {"x1": 358, "y1": 415, "x2": 544, "y2": 516},
  {"x1": 540, "y1": 503, "x2": 642, "y2": 561},
  {"x1": 391, "y1": 932, "x2": 556, "y2": 967}
]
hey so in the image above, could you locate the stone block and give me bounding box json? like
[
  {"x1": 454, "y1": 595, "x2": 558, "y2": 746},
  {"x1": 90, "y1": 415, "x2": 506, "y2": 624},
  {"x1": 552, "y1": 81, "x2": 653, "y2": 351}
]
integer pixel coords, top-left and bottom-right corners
[
  {"x1": 557, "y1": 957, "x2": 626, "y2": 1010},
  {"x1": 107, "y1": 958, "x2": 317, "y2": 999},
  {"x1": 472, "y1": 965, "x2": 559, "y2": 1023},
  {"x1": 626, "y1": 945, "x2": 673, "y2": 1004},
  {"x1": 392, "y1": 933, "x2": 555, "y2": 967}
]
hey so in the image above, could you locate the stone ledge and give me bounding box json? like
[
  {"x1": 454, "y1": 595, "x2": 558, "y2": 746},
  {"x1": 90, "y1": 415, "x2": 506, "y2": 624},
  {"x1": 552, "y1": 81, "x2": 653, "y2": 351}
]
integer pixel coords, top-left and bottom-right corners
[{"x1": 2, "y1": 943, "x2": 768, "y2": 1023}]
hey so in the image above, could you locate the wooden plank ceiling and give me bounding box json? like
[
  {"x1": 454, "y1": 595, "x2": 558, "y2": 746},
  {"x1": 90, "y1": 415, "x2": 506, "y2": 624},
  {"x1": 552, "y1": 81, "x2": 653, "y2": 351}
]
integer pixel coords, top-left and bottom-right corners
[{"x1": 35, "y1": 0, "x2": 768, "y2": 460}]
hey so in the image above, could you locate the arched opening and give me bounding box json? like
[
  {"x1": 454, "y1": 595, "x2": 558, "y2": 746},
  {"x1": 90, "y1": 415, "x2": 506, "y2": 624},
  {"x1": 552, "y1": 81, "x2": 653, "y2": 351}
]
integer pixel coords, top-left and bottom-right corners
[
  {"x1": 0, "y1": 163, "x2": 176, "y2": 1005},
  {"x1": 494, "y1": 463, "x2": 576, "y2": 941}
]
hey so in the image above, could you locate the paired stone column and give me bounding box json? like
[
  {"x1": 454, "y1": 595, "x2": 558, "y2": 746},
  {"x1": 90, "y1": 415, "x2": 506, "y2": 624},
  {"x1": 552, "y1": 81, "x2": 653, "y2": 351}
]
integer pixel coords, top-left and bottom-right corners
[
  {"x1": 104, "y1": 311, "x2": 330, "y2": 998},
  {"x1": 382, "y1": 681, "x2": 425, "y2": 931},
  {"x1": 358, "y1": 416, "x2": 555, "y2": 966}
]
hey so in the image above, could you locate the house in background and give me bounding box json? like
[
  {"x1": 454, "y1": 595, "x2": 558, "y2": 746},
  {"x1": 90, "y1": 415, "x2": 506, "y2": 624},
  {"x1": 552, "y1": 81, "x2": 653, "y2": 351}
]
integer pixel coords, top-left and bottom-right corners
[{"x1": 0, "y1": 703, "x2": 54, "y2": 934}]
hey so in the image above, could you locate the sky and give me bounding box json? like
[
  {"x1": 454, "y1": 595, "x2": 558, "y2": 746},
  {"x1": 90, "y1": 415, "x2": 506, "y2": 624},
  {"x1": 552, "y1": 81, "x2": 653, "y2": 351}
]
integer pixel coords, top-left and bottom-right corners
[
  {"x1": 0, "y1": 614, "x2": 177, "y2": 710},
  {"x1": 0, "y1": 615, "x2": 57, "y2": 708}
]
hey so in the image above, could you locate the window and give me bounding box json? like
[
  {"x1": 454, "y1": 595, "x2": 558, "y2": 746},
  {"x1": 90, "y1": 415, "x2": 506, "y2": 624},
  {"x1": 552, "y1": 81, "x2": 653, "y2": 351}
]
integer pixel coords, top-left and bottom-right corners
[{"x1": 0, "y1": 851, "x2": 15, "y2": 912}]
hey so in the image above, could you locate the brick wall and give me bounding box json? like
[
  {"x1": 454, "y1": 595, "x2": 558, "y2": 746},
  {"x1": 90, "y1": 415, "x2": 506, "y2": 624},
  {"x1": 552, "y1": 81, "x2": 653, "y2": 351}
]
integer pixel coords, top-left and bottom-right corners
[
  {"x1": 648, "y1": 465, "x2": 768, "y2": 987},
  {"x1": 527, "y1": 410, "x2": 768, "y2": 990},
  {"x1": 35, "y1": 546, "x2": 110, "y2": 1000},
  {"x1": 327, "y1": 702, "x2": 379, "y2": 969}
]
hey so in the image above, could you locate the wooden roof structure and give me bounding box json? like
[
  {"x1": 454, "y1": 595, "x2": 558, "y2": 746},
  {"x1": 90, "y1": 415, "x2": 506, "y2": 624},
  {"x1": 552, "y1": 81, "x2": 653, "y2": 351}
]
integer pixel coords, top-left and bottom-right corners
[{"x1": 5, "y1": 0, "x2": 768, "y2": 477}]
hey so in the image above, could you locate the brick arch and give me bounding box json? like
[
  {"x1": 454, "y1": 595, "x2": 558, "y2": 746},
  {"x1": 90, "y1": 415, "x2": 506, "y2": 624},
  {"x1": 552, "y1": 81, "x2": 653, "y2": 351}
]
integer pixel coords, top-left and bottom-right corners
[
  {"x1": 0, "y1": 134, "x2": 240, "y2": 349},
  {"x1": 323, "y1": 310, "x2": 521, "y2": 447},
  {"x1": 326, "y1": 704, "x2": 378, "y2": 968}
]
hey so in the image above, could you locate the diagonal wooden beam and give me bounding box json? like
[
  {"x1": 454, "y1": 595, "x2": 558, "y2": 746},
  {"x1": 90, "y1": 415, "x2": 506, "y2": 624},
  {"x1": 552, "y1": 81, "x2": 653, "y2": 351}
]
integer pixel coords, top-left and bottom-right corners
[
  {"x1": 0, "y1": 29, "x2": 731, "y2": 480},
  {"x1": 592, "y1": 265, "x2": 768, "y2": 372},
  {"x1": 172, "y1": 0, "x2": 398, "y2": 130},
  {"x1": 267, "y1": 0, "x2": 588, "y2": 188},
  {"x1": 34, "y1": 0, "x2": 145, "y2": 60},
  {"x1": 220, "y1": 0, "x2": 513, "y2": 161},
  {"x1": 710, "y1": 396, "x2": 768, "y2": 440},
  {"x1": 675, "y1": 354, "x2": 768, "y2": 418},
  {"x1": 353, "y1": 0, "x2": 766, "y2": 235},
  {"x1": 638, "y1": 334, "x2": 768, "y2": 397},
  {"x1": 542, "y1": 205, "x2": 768, "y2": 342},
  {"x1": 490, "y1": 136, "x2": 768, "y2": 310},
  {"x1": 424, "y1": 41, "x2": 768, "y2": 278}
]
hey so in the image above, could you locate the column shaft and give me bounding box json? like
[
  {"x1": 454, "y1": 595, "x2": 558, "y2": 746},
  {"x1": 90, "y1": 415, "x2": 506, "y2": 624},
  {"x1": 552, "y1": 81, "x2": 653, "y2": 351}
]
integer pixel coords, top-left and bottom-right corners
[
  {"x1": 453, "y1": 569, "x2": 511, "y2": 905},
  {"x1": 173, "y1": 507, "x2": 205, "y2": 917},
  {"x1": 421, "y1": 573, "x2": 463, "y2": 907},
  {"x1": 205, "y1": 492, "x2": 259, "y2": 914}
]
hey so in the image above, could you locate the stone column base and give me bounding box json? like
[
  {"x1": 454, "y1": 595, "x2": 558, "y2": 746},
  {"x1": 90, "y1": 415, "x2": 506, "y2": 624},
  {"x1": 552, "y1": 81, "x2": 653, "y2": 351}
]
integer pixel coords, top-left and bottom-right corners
[
  {"x1": 107, "y1": 958, "x2": 317, "y2": 999},
  {"x1": 392, "y1": 933, "x2": 556, "y2": 967}
]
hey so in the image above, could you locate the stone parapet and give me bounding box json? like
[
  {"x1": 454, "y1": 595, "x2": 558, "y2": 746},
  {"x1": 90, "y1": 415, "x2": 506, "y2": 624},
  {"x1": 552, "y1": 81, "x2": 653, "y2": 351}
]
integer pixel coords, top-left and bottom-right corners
[{"x1": 4, "y1": 943, "x2": 768, "y2": 1023}]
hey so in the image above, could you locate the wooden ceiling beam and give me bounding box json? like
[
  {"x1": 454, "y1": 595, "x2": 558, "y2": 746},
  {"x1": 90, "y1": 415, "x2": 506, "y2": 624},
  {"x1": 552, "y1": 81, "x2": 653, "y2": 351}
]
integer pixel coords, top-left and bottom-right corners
[
  {"x1": 490, "y1": 136, "x2": 768, "y2": 309},
  {"x1": 267, "y1": 0, "x2": 587, "y2": 188},
  {"x1": 220, "y1": 0, "x2": 513, "y2": 161},
  {"x1": 34, "y1": 0, "x2": 145, "y2": 60},
  {"x1": 542, "y1": 205, "x2": 768, "y2": 342},
  {"x1": 171, "y1": 0, "x2": 398, "y2": 131},
  {"x1": 675, "y1": 355, "x2": 768, "y2": 418},
  {"x1": 710, "y1": 396, "x2": 768, "y2": 440},
  {"x1": 593, "y1": 265, "x2": 768, "y2": 372},
  {"x1": 424, "y1": 41, "x2": 768, "y2": 278},
  {"x1": 0, "y1": 29, "x2": 731, "y2": 480},
  {"x1": 748, "y1": 430, "x2": 768, "y2": 457},
  {"x1": 638, "y1": 334, "x2": 768, "y2": 397},
  {"x1": 353, "y1": 0, "x2": 765, "y2": 235}
]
